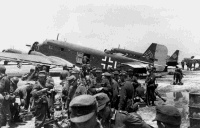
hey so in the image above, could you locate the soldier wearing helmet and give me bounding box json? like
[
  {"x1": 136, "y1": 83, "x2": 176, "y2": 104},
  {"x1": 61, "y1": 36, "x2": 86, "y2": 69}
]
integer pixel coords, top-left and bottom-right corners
[
  {"x1": 31, "y1": 71, "x2": 52, "y2": 128},
  {"x1": 68, "y1": 95, "x2": 103, "y2": 128},
  {"x1": 94, "y1": 93, "x2": 151, "y2": 128},
  {"x1": 0, "y1": 65, "x2": 12, "y2": 127},
  {"x1": 10, "y1": 77, "x2": 19, "y2": 93},
  {"x1": 9, "y1": 77, "x2": 20, "y2": 122},
  {"x1": 118, "y1": 70, "x2": 138, "y2": 112}
]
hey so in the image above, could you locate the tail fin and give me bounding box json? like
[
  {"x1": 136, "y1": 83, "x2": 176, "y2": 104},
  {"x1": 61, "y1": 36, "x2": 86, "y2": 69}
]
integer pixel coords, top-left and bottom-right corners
[
  {"x1": 143, "y1": 43, "x2": 168, "y2": 71},
  {"x1": 169, "y1": 50, "x2": 179, "y2": 61},
  {"x1": 143, "y1": 43, "x2": 157, "y2": 62}
]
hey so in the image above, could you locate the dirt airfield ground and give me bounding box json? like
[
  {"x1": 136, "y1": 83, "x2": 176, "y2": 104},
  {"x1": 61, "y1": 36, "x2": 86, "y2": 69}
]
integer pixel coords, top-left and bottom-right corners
[{"x1": 2, "y1": 65, "x2": 200, "y2": 128}]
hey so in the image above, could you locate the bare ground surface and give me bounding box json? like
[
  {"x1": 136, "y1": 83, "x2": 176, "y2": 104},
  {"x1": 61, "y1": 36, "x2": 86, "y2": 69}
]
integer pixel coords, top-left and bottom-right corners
[{"x1": 2, "y1": 65, "x2": 200, "y2": 128}]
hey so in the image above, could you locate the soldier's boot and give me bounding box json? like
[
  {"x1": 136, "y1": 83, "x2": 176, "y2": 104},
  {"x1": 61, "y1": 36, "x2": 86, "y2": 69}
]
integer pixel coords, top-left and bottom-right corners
[
  {"x1": 6, "y1": 114, "x2": 11, "y2": 127},
  {"x1": 5, "y1": 120, "x2": 11, "y2": 127}
]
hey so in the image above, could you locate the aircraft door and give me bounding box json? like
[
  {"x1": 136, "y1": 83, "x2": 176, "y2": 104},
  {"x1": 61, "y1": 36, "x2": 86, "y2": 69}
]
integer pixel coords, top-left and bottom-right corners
[{"x1": 76, "y1": 52, "x2": 83, "y2": 64}]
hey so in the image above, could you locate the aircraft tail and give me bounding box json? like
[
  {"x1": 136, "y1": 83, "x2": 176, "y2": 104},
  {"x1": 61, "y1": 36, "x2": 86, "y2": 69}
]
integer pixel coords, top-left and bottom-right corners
[
  {"x1": 143, "y1": 43, "x2": 157, "y2": 62},
  {"x1": 169, "y1": 50, "x2": 179, "y2": 61},
  {"x1": 166, "y1": 50, "x2": 179, "y2": 66},
  {"x1": 143, "y1": 43, "x2": 168, "y2": 71}
]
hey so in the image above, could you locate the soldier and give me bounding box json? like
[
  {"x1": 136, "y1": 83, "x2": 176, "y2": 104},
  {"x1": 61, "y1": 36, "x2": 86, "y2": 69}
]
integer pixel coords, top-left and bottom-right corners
[
  {"x1": 31, "y1": 71, "x2": 51, "y2": 128},
  {"x1": 118, "y1": 70, "x2": 136, "y2": 112},
  {"x1": 110, "y1": 72, "x2": 120, "y2": 109},
  {"x1": 128, "y1": 69, "x2": 141, "y2": 96},
  {"x1": 0, "y1": 65, "x2": 12, "y2": 127},
  {"x1": 88, "y1": 68, "x2": 103, "y2": 95},
  {"x1": 113, "y1": 71, "x2": 120, "y2": 82},
  {"x1": 60, "y1": 64, "x2": 70, "y2": 83},
  {"x1": 146, "y1": 63, "x2": 153, "y2": 73},
  {"x1": 173, "y1": 66, "x2": 184, "y2": 85},
  {"x1": 145, "y1": 69, "x2": 156, "y2": 106},
  {"x1": 10, "y1": 77, "x2": 19, "y2": 94},
  {"x1": 94, "y1": 93, "x2": 152, "y2": 128},
  {"x1": 14, "y1": 83, "x2": 34, "y2": 110},
  {"x1": 73, "y1": 69, "x2": 87, "y2": 98},
  {"x1": 153, "y1": 105, "x2": 181, "y2": 128},
  {"x1": 21, "y1": 68, "x2": 35, "y2": 81},
  {"x1": 65, "y1": 70, "x2": 79, "y2": 110},
  {"x1": 82, "y1": 55, "x2": 89, "y2": 64},
  {"x1": 68, "y1": 94, "x2": 102, "y2": 128},
  {"x1": 9, "y1": 77, "x2": 20, "y2": 122},
  {"x1": 181, "y1": 60, "x2": 185, "y2": 70},
  {"x1": 101, "y1": 72, "x2": 112, "y2": 100}
]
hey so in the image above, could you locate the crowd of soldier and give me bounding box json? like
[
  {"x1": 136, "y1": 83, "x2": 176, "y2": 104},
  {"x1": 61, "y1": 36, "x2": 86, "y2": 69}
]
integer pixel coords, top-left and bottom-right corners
[{"x1": 0, "y1": 64, "x2": 182, "y2": 128}]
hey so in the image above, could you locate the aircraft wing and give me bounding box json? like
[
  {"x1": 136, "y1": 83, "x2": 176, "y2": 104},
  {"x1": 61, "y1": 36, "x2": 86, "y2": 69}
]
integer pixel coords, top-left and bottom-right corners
[
  {"x1": 121, "y1": 62, "x2": 148, "y2": 68},
  {"x1": 47, "y1": 56, "x2": 73, "y2": 67},
  {"x1": 193, "y1": 56, "x2": 200, "y2": 60},
  {"x1": 121, "y1": 61, "x2": 165, "y2": 71},
  {"x1": 0, "y1": 52, "x2": 70, "y2": 67}
]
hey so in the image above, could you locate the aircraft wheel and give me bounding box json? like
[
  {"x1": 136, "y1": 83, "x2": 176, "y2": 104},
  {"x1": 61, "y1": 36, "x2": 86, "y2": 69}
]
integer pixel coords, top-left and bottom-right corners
[{"x1": 4, "y1": 61, "x2": 8, "y2": 65}]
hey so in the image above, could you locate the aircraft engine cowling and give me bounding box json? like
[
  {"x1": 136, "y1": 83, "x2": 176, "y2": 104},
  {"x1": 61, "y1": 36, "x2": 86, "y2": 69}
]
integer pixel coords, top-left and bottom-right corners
[{"x1": 28, "y1": 51, "x2": 46, "y2": 56}]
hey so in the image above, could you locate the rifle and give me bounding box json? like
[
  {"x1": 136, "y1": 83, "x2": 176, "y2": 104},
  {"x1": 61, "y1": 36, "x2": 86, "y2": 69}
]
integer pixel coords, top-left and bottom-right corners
[
  {"x1": 43, "y1": 118, "x2": 62, "y2": 128},
  {"x1": 154, "y1": 90, "x2": 166, "y2": 102}
]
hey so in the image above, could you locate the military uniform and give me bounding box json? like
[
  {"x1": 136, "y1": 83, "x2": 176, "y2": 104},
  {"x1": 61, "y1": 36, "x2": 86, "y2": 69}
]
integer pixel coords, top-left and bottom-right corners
[
  {"x1": 60, "y1": 70, "x2": 70, "y2": 81},
  {"x1": 145, "y1": 72, "x2": 156, "y2": 106},
  {"x1": 118, "y1": 77, "x2": 135, "y2": 111},
  {"x1": 73, "y1": 83, "x2": 87, "y2": 98},
  {"x1": 31, "y1": 71, "x2": 52, "y2": 128},
  {"x1": 94, "y1": 93, "x2": 151, "y2": 128},
  {"x1": 153, "y1": 105, "x2": 181, "y2": 128},
  {"x1": 181, "y1": 61, "x2": 185, "y2": 70},
  {"x1": 0, "y1": 66, "x2": 11, "y2": 126},
  {"x1": 101, "y1": 109, "x2": 151, "y2": 128},
  {"x1": 111, "y1": 78, "x2": 119, "y2": 109},
  {"x1": 89, "y1": 71, "x2": 112, "y2": 96},
  {"x1": 14, "y1": 83, "x2": 34, "y2": 109},
  {"x1": 68, "y1": 95, "x2": 103, "y2": 128},
  {"x1": 174, "y1": 68, "x2": 183, "y2": 85}
]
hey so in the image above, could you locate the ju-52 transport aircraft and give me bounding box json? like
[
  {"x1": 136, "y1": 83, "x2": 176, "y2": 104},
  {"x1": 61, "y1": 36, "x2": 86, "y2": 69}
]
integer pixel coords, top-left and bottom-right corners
[
  {"x1": 0, "y1": 39, "x2": 168, "y2": 74},
  {"x1": 166, "y1": 50, "x2": 180, "y2": 67},
  {"x1": 110, "y1": 47, "x2": 179, "y2": 68}
]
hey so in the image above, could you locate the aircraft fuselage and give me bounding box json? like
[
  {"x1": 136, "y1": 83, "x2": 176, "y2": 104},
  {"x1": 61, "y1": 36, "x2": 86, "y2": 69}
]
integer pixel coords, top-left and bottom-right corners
[{"x1": 34, "y1": 40, "x2": 146, "y2": 70}]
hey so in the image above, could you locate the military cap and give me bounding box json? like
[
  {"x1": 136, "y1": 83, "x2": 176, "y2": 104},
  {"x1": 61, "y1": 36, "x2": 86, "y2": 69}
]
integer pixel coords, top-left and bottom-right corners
[
  {"x1": 0, "y1": 65, "x2": 6, "y2": 73},
  {"x1": 102, "y1": 72, "x2": 111, "y2": 77},
  {"x1": 153, "y1": 105, "x2": 181, "y2": 126},
  {"x1": 66, "y1": 75, "x2": 76, "y2": 81},
  {"x1": 95, "y1": 68, "x2": 102, "y2": 73},
  {"x1": 119, "y1": 70, "x2": 127, "y2": 76},
  {"x1": 11, "y1": 77, "x2": 19, "y2": 85},
  {"x1": 127, "y1": 69, "x2": 133, "y2": 72},
  {"x1": 38, "y1": 71, "x2": 46, "y2": 77},
  {"x1": 63, "y1": 64, "x2": 68, "y2": 68},
  {"x1": 60, "y1": 70, "x2": 69, "y2": 78},
  {"x1": 113, "y1": 71, "x2": 119, "y2": 75},
  {"x1": 69, "y1": 95, "x2": 97, "y2": 123},
  {"x1": 30, "y1": 68, "x2": 35, "y2": 72},
  {"x1": 63, "y1": 64, "x2": 68, "y2": 70},
  {"x1": 94, "y1": 93, "x2": 110, "y2": 112},
  {"x1": 70, "y1": 69, "x2": 80, "y2": 74}
]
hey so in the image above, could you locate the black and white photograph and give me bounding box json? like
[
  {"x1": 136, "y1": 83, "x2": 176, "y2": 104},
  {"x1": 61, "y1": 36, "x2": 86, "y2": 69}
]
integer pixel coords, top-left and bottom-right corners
[{"x1": 0, "y1": 0, "x2": 200, "y2": 128}]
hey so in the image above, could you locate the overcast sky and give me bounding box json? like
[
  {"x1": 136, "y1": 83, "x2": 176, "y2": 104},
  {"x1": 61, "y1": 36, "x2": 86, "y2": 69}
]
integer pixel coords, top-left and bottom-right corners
[{"x1": 0, "y1": 0, "x2": 199, "y2": 61}]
